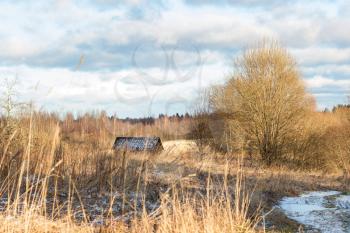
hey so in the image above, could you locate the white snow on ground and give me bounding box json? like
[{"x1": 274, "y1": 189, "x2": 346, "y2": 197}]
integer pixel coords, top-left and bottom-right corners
[
  {"x1": 162, "y1": 140, "x2": 198, "y2": 154},
  {"x1": 279, "y1": 191, "x2": 350, "y2": 233},
  {"x1": 336, "y1": 195, "x2": 350, "y2": 209}
]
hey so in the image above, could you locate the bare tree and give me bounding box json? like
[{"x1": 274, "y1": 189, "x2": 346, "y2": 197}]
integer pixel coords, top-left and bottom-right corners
[
  {"x1": 211, "y1": 41, "x2": 314, "y2": 165},
  {"x1": 0, "y1": 77, "x2": 22, "y2": 121},
  {"x1": 189, "y1": 89, "x2": 213, "y2": 153},
  {"x1": 0, "y1": 77, "x2": 26, "y2": 174},
  {"x1": 328, "y1": 106, "x2": 350, "y2": 187}
]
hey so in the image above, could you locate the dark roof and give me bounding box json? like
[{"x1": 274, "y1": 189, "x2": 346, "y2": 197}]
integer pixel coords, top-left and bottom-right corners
[{"x1": 113, "y1": 137, "x2": 163, "y2": 152}]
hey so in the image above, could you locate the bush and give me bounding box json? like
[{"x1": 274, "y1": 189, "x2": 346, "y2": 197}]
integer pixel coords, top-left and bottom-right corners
[{"x1": 210, "y1": 41, "x2": 314, "y2": 165}]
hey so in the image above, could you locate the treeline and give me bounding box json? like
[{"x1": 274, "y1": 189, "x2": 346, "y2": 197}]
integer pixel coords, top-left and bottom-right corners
[
  {"x1": 61, "y1": 111, "x2": 193, "y2": 142},
  {"x1": 0, "y1": 111, "x2": 193, "y2": 149},
  {"x1": 331, "y1": 104, "x2": 350, "y2": 112}
]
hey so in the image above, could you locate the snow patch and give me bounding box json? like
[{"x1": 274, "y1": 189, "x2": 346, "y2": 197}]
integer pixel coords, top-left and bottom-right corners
[{"x1": 279, "y1": 191, "x2": 350, "y2": 233}]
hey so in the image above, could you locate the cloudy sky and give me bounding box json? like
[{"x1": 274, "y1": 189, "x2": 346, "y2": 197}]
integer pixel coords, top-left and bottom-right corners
[{"x1": 0, "y1": 0, "x2": 349, "y2": 117}]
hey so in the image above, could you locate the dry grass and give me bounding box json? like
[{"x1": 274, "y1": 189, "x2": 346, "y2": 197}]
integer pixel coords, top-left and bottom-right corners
[
  {"x1": 0, "y1": 158, "x2": 260, "y2": 233},
  {"x1": 0, "y1": 110, "x2": 347, "y2": 232},
  {"x1": 0, "y1": 112, "x2": 263, "y2": 233},
  {"x1": 1, "y1": 42, "x2": 349, "y2": 232}
]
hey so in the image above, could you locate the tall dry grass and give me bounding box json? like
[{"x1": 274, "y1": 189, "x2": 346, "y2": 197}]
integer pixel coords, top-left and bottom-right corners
[{"x1": 0, "y1": 111, "x2": 260, "y2": 233}]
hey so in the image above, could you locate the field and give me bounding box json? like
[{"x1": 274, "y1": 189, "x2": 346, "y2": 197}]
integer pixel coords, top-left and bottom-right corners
[
  {"x1": 1, "y1": 43, "x2": 350, "y2": 233},
  {"x1": 2, "y1": 0, "x2": 350, "y2": 231},
  {"x1": 0, "y1": 113, "x2": 347, "y2": 233}
]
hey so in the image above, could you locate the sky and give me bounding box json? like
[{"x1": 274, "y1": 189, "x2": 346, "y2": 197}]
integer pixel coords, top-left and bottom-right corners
[{"x1": 0, "y1": 0, "x2": 349, "y2": 118}]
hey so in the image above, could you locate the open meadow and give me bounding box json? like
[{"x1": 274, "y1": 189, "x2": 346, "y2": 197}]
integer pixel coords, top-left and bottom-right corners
[
  {"x1": 0, "y1": 107, "x2": 349, "y2": 232},
  {"x1": 1, "y1": 2, "x2": 350, "y2": 231}
]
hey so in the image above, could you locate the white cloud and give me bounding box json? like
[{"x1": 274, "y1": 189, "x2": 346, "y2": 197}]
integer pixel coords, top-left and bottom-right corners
[
  {"x1": 292, "y1": 47, "x2": 350, "y2": 66},
  {"x1": 302, "y1": 65, "x2": 350, "y2": 75},
  {"x1": 0, "y1": 61, "x2": 227, "y2": 117},
  {"x1": 305, "y1": 75, "x2": 350, "y2": 89},
  {"x1": 0, "y1": 0, "x2": 349, "y2": 115}
]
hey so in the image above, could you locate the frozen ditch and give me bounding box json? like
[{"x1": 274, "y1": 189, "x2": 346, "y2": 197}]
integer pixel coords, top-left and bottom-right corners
[{"x1": 279, "y1": 190, "x2": 350, "y2": 232}]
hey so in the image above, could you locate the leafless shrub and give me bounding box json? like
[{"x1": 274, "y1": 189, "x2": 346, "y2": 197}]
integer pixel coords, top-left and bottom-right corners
[{"x1": 210, "y1": 41, "x2": 314, "y2": 165}]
